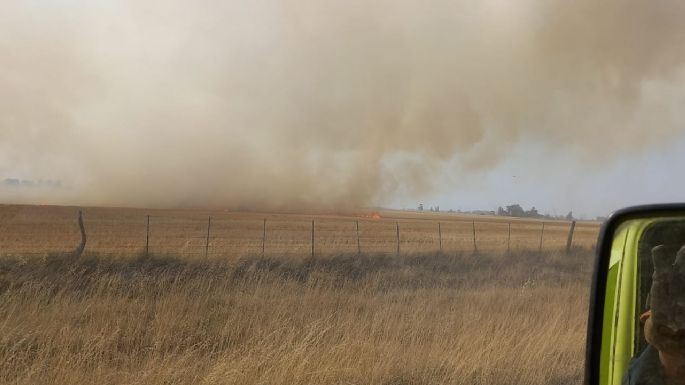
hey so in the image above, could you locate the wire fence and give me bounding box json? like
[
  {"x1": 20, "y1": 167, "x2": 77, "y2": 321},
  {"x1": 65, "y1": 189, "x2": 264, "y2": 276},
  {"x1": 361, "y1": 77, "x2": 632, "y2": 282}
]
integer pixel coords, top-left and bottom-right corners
[{"x1": 0, "y1": 209, "x2": 600, "y2": 258}]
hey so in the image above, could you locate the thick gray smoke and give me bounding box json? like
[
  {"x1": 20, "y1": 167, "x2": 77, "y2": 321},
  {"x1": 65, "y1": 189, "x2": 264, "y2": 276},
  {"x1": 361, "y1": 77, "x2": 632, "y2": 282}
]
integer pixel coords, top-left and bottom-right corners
[{"x1": 2, "y1": 0, "x2": 685, "y2": 209}]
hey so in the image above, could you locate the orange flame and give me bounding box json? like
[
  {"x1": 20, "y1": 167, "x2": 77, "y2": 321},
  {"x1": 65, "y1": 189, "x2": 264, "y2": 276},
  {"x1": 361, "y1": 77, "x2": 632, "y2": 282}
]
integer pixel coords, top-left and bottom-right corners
[{"x1": 371, "y1": 212, "x2": 381, "y2": 220}]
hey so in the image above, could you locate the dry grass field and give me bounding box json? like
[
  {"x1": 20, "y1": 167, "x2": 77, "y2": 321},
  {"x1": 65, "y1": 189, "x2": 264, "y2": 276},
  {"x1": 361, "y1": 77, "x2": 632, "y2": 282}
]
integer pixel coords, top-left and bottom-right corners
[
  {"x1": 1, "y1": 250, "x2": 591, "y2": 385},
  {"x1": 0, "y1": 204, "x2": 599, "y2": 385},
  {"x1": 0, "y1": 205, "x2": 599, "y2": 258}
]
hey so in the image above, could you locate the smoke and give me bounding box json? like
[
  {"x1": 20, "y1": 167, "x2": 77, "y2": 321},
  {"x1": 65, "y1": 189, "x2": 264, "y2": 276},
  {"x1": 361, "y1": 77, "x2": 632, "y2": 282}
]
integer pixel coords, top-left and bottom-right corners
[{"x1": 1, "y1": 0, "x2": 685, "y2": 209}]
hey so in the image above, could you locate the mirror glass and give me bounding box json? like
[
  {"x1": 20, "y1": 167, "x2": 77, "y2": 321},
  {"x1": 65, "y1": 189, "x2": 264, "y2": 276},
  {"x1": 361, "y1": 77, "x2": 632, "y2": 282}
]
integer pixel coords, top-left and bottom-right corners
[{"x1": 601, "y1": 216, "x2": 685, "y2": 385}]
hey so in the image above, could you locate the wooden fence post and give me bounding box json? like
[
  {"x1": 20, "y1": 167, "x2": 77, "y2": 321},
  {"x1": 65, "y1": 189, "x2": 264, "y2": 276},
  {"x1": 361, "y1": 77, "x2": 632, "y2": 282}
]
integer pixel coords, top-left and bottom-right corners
[
  {"x1": 205, "y1": 216, "x2": 212, "y2": 258},
  {"x1": 73, "y1": 210, "x2": 87, "y2": 258},
  {"x1": 438, "y1": 222, "x2": 442, "y2": 253},
  {"x1": 356, "y1": 220, "x2": 361, "y2": 255},
  {"x1": 566, "y1": 220, "x2": 577, "y2": 255},
  {"x1": 262, "y1": 218, "x2": 267, "y2": 258},
  {"x1": 311, "y1": 220, "x2": 315, "y2": 258},
  {"x1": 507, "y1": 222, "x2": 511, "y2": 255},
  {"x1": 472, "y1": 221, "x2": 477, "y2": 253},
  {"x1": 396, "y1": 221, "x2": 400, "y2": 256},
  {"x1": 538, "y1": 222, "x2": 545, "y2": 253},
  {"x1": 145, "y1": 215, "x2": 150, "y2": 256}
]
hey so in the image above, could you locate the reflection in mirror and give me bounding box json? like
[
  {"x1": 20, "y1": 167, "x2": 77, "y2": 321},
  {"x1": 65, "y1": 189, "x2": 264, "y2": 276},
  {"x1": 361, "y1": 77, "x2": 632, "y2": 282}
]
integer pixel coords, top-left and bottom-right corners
[{"x1": 624, "y1": 220, "x2": 685, "y2": 385}]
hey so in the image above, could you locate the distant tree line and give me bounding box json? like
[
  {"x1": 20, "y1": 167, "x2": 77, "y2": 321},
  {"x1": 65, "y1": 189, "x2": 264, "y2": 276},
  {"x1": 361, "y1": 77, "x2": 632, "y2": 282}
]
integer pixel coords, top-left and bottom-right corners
[
  {"x1": 417, "y1": 203, "x2": 440, "y2": 212},
  {"x1": 415, "y1": 202, "x2": 576, "y2": 221},
  {"x1": 497, "y1": 204, "x2": 574, "y2": 221},
  {"x1": 2, "y1": 178, "x2": 62, "y2": 188}
]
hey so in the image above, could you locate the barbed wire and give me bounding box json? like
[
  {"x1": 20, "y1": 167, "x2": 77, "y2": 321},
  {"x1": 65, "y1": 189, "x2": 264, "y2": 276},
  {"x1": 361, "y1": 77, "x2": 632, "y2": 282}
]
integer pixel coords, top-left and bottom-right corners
[{"x1": 0, "y1": 214, "x2": 599, "y2": 258}]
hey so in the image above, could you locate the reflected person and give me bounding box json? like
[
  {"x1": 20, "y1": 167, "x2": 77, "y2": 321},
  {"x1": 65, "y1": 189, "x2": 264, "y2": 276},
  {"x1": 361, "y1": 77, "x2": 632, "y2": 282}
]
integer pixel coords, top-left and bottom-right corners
[{"x1": 623, "y1": 245, "x2": 685, "y2": 385}]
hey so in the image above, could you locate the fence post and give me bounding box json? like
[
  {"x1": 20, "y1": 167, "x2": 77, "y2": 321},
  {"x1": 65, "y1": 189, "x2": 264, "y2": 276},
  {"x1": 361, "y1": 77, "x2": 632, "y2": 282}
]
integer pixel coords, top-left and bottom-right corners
[
  {"x1": 262, "y1": 218, "x2": 266, "y2": 258},
  {"x1": 396, "y1": 221, "x2": 400, "y2": 256},
  {"x1": 538, "y1": 222, "x2": 545, "y2": 253},
  {"x1": 356, "y1": 220, "x2": 361, "y2": 255},
  {"x1": 472, "y1": 221, "x2": 477, "y2": 253},
  {"x1": 205, "y1": 216, "x2": 211, "y2": 258},
  {"x1": 311, "y1": 220, "x2": 315, "y2": 258},
  {"x1": 145, "y1": 215, "x2": 150, "y2": 256},
  {"x1": 73, "y1": 210, "x2": 86, "y2": 258},
  {"x1": 507, "y1": 222, "x2": 511, "y2": 255},
  {"x1": 566, "y1": 220, "x2": 577, "y2": 255},
  {"x1": 438, "y1": 222, "x2": 442, "y2": 253}
]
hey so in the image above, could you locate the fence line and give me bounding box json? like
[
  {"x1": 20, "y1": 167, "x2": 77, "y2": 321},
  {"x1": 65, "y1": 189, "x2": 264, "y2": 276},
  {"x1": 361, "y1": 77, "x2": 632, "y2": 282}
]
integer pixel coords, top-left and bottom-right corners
[{"x1": 0, "y1": 212, "x2": 599, "y2": 258}]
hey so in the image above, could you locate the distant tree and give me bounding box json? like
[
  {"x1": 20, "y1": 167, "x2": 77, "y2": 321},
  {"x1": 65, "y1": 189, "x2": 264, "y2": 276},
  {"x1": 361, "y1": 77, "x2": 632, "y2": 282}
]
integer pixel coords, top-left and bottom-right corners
[
  {"x1": 497, "y1": 206, "x2": 506, "y2": 216},
  {"x1": 435, "y1": 206, "x2": 439, "y2": 212},
  {"x1": 2, "y1": 178, "x2": 20, "y2": 186},
  {"x1": 418, "y1": 203, "x2": 424, "y2": 211},
  {"x1": 506, "y1": 204, "x2": 525, "y2": 217},
  {"x1": 526, "y1": 206, "x2": 540, "y2": 218},
  {"x1": 565, "y1": 211, "x2": 574, "y2": 221}
]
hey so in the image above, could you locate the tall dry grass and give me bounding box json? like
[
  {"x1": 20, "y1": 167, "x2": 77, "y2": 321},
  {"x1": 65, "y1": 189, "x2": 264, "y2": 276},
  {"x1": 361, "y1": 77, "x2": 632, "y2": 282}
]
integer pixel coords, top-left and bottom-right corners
[{"x1": 0, "y1": 251, "x2": 592, "y2": 385}]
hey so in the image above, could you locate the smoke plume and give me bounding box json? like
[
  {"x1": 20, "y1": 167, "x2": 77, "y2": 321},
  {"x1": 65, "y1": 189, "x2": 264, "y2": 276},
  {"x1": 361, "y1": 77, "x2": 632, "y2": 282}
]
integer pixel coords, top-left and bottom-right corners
[{"x1": 2, "y1": 0, "x2": 685, "y2": 209}]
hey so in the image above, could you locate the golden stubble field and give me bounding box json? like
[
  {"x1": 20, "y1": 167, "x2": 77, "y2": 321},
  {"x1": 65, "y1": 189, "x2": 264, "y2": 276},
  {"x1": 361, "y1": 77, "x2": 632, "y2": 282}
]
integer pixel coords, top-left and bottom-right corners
[{"x1": 0, "y1": 205, "x2": 599, "y2": 257}]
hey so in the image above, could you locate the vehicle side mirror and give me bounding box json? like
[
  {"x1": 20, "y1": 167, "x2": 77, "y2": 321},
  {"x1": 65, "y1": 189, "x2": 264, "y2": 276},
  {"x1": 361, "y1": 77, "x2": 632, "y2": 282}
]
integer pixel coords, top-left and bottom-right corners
[{"x1": 586, "y1": 204, "x2": 685, "y2": 385}]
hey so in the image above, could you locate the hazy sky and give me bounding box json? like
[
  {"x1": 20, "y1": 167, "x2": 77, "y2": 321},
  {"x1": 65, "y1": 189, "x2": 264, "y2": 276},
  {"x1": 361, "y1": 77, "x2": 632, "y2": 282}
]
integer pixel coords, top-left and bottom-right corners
[
  {"x1": 394, "y1": 134, "x2": 685, "y2": 218},
  {"x1": 1, "y1": 0, "x2": 685, "y2": 219}
]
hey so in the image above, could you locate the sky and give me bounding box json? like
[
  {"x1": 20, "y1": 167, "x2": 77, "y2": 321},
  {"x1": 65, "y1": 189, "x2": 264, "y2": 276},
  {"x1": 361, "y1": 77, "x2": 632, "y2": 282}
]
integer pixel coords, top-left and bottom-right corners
[
  {"x1": 394, "y1": 134, "x2": 685, "y2": 219},
  {"x1": 1, "y1": 0, "x2": 685, "y2": 219}
]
